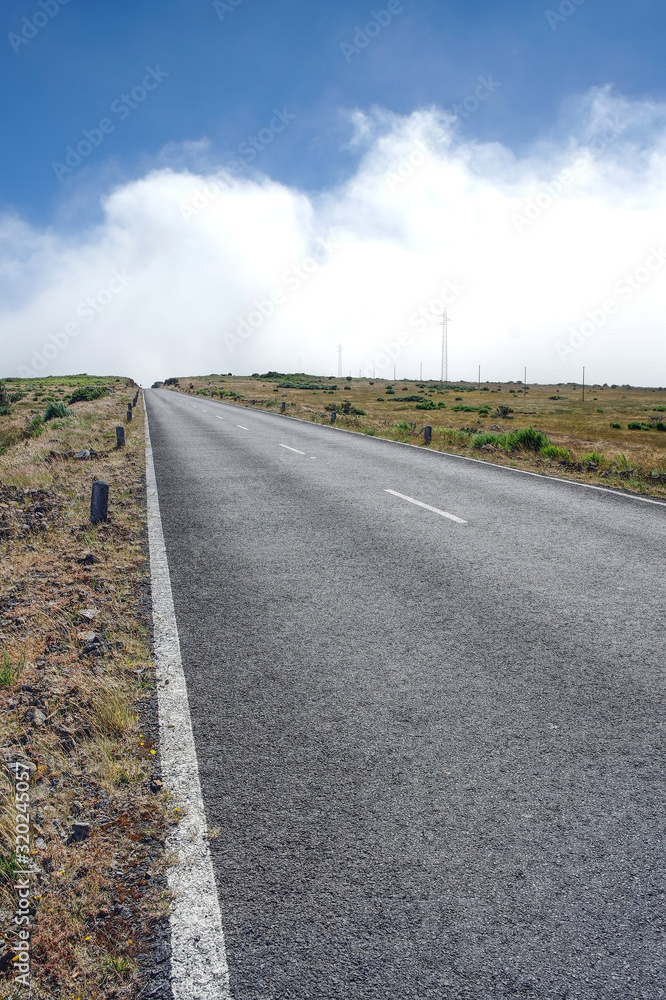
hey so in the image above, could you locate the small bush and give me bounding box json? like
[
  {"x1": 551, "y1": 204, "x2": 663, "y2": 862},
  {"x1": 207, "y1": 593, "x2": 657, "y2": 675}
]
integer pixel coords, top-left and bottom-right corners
[
  {"x1": 582, "y1": 451, "x2": 604, "y2": 465},
  {"x1": 376, "y1": 397, "x2": 384, "y2": 401},
  {"x1": 44, "y1": 400, "x2": 71, "y2": 421},
  {"x1": 628, "y1": 421, "x2": 647, "y2": 430},
  {"x1": 69, "y1": 385, "x2": 107, "y2": 404},
  {"x1": 610, "y1": 422, "x2": 621, "y2": 429},
  {"x1": 416, "y1": 400, "x2": 437, "y2": 410}
]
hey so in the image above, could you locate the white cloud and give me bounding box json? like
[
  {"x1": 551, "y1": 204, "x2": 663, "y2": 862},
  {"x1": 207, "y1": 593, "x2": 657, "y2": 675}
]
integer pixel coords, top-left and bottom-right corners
[{"x1": 2, "y1": 86, "x2": 666, "y2": 386}]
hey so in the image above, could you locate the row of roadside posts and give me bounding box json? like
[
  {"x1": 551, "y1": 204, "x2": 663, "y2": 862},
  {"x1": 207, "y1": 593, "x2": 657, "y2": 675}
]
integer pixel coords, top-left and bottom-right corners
[
  {"x1": 280, "y1": 400, "x2": 433, "y2": 442},
  {"x1": 90, "y1": 387, "x2": 141, "y2": 526}
]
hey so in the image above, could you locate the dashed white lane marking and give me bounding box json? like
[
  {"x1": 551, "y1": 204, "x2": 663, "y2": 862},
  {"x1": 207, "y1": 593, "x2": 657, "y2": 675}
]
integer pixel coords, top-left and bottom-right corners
[
  {"x1": 202, "y1": 408, "x2": 208, "y2": 412},
  {"x1": 216, "y1": 416, "x2": 224, "y2": 420},
  {"x1": 144, "y1": 403, "x2": 231, "y2": 999},
  {"x1": 385, "y1": 488, "x2": 467, "y2": 524},
  {"x1": 237, "y1": 424, "x2": 248, "y2": 430},
  {"x1": 279, "y1": 443, "x2": 306, "y2": 455}
]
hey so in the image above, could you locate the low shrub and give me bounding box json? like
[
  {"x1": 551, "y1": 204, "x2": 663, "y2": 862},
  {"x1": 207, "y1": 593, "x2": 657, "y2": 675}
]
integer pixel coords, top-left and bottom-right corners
[
  {"x1": 610, "y1": 422, "x2": 621, "y2": 429},
  {"x1": 69, "y1": 385, "x2": 107, "y2": 404},
  {"x1": 582, "y1": 450, "x2": 604, "y2": 465}
]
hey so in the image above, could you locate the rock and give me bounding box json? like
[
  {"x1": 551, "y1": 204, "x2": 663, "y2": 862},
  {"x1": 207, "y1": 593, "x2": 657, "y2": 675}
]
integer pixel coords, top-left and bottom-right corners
[
  {"x1": 587, "y1": 462, "x2": 598, "y2": 471},
  {"x1": 79, "y1": 609, "x2": 99, "y2": 622},
  {"x1": 73, "y1": 450, "x2": 90, "y2": 460},
  {"x1": 150, "y1": 779, "x2": 163, "y2": 793},
  {"x1": 70, "y1": 822, "x2": 90, "y2": 843},
  {"x1": 27, "y1": 708, "x2": 47, "y2": 727},
  {"x1": 78, "y1": 552, "x2": 98, "y2": 565}
]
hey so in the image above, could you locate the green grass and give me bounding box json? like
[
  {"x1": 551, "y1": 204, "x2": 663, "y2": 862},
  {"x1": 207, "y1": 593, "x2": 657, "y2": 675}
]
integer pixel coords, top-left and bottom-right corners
[
  {"x1": 471, "y1": 426, "x2": 550, "y2": 453},
  {"x1": 0, "y1": 650, "x2": 25, "y2": 686},
  {"x1": 541, "y1": 444, "x2": 572, "y2": 461},
  {"x1": 44, "y1": 400, "x2": 72, "y2": 421}
]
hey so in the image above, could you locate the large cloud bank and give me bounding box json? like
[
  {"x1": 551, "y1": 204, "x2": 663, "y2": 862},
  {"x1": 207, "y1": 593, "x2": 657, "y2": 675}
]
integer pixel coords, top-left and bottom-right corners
[{"x1": 1, "y1": 86, "x2": 666, "y2": 386}]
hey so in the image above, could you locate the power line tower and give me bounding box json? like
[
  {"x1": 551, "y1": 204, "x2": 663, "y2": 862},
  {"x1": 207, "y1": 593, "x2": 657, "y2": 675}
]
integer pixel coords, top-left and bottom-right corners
[
  {"x1": 440, "y1": 309, "x2": 449, "y2": 383},
  {"x1": 337, "y1": 343, "x2": 343, "y2": 379}
]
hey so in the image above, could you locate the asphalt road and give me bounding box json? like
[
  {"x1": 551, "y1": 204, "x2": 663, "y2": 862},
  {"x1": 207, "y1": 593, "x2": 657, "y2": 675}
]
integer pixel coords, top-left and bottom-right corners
[{"x1": 145, "y1": 388, "x2": 666, "y2": 1000}]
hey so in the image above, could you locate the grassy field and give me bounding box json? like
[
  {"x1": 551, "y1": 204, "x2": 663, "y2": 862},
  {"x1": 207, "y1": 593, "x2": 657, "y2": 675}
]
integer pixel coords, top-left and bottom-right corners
[
  {"x1": 155, "y1": 372, "x2": 666, "y2": 500},
  {"x1": 0, "y1": 376, "x2": 170, "y2": 998}
]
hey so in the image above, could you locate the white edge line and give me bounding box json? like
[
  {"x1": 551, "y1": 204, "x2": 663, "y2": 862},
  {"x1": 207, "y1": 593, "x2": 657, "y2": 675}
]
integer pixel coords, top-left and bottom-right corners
[
  {"x1": 279, "y1": 443, "x2": 306, "y2": 455},
  {"x1": 236, "y1": 424, "x2": 249, "y2": 429},
  {"x1": 385, "y1": 488, "x2": 468, "y2": 524},
  {"x1": 144, "y1": 400, "x2": 231, "y2": 1000},
  {"x1": 160, "y1": 390, "x2": 666, "y2": 512}
]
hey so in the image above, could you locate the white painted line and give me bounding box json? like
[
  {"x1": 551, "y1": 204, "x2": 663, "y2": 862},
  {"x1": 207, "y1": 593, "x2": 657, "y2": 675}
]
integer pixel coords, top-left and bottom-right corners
[
  {"x1": 202, "y1": 408, "x2": 208, "y2": 412},
  {"x1": 216, "y1": 416, "x2": 224, "y2": 420},
  {"x1": 279, "y1": 443, "x2": 306, "y2": 455},
  {"x1": 144, "y1": 403, "x2": 231, "y2": 1000},
  {"x1": 237, "y1": 424, "x2": 248, "y2": 430},
  {"x1": 385, "y1": 488, "x2": 467, "y2": 524}
]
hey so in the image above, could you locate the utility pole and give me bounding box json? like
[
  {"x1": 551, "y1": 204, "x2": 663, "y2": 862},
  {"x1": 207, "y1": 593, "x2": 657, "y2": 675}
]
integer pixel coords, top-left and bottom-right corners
[
  {"x1": 582, "y1": 366, "x2": 585, "y2": 402},
  {"x1": 419, "y1": 362, "x2": 423, "y2": 381},
  {"x1": 524, "y1": 366, "x2": 527, "y2": 398},
  {"x1": 337, "y1": 343, "x2": 343, "y2": 379},
  {"x1": 440, "y1": 308, "x2": 449, "y2": 384},
  {"x1": 393, "y1": 364, "x2": 396, "y2": 381},
  {"x1": 478, "y1": 364, "x2": 481, "y2": 390}
]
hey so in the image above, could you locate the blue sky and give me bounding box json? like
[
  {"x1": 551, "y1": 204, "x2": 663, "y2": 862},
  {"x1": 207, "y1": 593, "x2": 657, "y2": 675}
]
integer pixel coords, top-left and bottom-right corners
[
  {"x1": 1, "y1": 0, "x2": 666, "y2": 384},
  {"x1": 2, "y1": 0, "x2": 665, "y2": 223}
]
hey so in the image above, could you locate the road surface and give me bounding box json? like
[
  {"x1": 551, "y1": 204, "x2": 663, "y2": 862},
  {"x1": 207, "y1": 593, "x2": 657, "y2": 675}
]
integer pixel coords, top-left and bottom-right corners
[{"x1": 145, "y1": 388, "x2": 666, "y2": 1000}]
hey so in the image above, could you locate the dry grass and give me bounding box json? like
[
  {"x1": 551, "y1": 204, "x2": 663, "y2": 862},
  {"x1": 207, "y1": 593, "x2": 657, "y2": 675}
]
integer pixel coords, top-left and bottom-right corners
[
  {"x1": 160, "y1": 373, "x2": 666, "y2": 499},
  {"x1": 0, "y1": 378, "x2": 172, "y2": 998}
]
